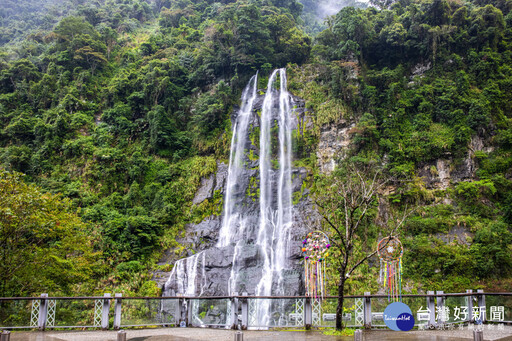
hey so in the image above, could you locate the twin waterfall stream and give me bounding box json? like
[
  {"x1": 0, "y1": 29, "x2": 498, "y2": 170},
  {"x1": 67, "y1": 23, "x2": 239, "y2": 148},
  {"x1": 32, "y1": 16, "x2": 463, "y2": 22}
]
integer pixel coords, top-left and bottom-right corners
[{"x1": 164, "y1": 69, "x2": 299, "y2": 327}]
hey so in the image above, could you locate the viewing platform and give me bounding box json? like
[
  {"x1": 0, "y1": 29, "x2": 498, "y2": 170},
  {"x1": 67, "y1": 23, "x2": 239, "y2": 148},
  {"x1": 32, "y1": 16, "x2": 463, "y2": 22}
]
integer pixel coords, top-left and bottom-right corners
[
  {"x1": 2, "y1": 291, "x2": 512, "y2": 340},
  {"x1": 4, "y1": 327, "x2": 512, "y2": 341}
]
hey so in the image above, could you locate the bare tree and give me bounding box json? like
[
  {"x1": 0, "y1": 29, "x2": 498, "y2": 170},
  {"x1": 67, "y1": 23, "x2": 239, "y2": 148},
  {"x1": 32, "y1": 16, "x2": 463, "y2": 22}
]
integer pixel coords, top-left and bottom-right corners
[{"x1": 315, "y1": 160, "x2": 414, "y2": 330}]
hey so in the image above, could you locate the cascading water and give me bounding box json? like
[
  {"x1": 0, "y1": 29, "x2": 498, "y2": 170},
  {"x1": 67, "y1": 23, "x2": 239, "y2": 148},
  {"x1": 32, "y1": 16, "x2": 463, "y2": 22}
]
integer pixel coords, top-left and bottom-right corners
[
  {"x1": 276, "y1": 69, "x2": 294, "y2": 289},
  {"x1": 164, "y1": 69, "x2": 298, "y2": 326},
  {"x1": 164, "y1": 74, "x2": 258, "y2": 297},
  {"x1": 254, "y1": 68, "x2": 294, "y2": 326},
  {"x1": 165, "y1": 252, "x2": 206, "y2": 296},
  {"x1": 217, "y1": 74, "x2": 258, "y2": 248},
  {"x1": 218, "y1": 74, "x2": 258, "y2": 295}
]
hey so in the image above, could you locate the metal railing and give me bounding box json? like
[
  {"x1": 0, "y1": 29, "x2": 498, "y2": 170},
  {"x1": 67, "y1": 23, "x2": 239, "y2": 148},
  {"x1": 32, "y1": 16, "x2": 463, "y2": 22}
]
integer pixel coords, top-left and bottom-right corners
[{"x1": 1, "y1": 290, "x2": 511, "y2": 331}]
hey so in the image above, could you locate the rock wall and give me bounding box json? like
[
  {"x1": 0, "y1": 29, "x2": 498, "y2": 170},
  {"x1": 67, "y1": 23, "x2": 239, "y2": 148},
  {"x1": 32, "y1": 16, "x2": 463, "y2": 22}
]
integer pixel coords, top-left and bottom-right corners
[
  {"x1": 316, "y1": 120, "x2": 354, "y2": 174},
  {"x1": 418, "y1": 135, "x2": 494, "y2": 190},
  {"x1": 156, "y1": 89, "x2": 315, "y2": 296},
  {"x1": 153, "y1": 67, "x2": 497, "y2": 296}
]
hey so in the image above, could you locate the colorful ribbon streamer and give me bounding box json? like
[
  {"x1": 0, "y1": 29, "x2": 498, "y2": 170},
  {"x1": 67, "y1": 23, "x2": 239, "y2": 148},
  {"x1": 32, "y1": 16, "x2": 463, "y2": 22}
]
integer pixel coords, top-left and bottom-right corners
[
  {"x1": 377, "y1": 237, "x2": 403, "y2": 302},
  {"x1": 302, "y1": 231, "x2": 330, "y2": 300}
]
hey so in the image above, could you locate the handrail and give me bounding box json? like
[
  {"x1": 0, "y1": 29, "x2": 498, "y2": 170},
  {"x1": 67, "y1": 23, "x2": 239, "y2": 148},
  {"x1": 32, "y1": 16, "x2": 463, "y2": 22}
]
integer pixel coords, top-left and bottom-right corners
[
  {"x1": 1, "y1": 291, "x2": 509, "y2": 331},
  {"x1": 1, "y1": 291, "x2": 510, "y2": 300}
]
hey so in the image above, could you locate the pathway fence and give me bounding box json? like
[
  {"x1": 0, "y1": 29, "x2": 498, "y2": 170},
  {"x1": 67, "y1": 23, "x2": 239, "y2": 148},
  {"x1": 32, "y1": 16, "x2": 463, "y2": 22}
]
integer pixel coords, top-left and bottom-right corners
[{"x1": 1, "y1": 291, "x2": 511, "y2": 331}]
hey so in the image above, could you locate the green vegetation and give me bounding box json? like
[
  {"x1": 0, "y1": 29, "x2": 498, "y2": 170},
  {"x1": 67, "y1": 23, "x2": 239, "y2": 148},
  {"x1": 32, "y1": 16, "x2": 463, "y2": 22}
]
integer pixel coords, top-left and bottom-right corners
[
  {"x1": 1, "y1": 0, "x2": 512, "y2": 298},
  {"x1": 293, "y1": 0, "x2": 512, "y2": 294},
  {"x1": 0, "y1": 169, "x2": 99, "y2": 297},
  {"x1": 0, "y1": 0, "x2": 310, "y2": 295},
  {"x1": 323, "y1": 327, "x2": 355, "y2": 336}
]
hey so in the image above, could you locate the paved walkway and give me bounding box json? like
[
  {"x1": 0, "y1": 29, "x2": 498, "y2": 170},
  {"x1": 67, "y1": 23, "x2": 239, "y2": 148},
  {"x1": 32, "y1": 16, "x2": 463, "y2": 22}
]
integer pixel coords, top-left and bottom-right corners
[
  {"x1": 5, "y1": 327, "x2": 512, "y2": 341},
  {"x1": 9, "y1": 330, "x2": 346, "y2": 341}
]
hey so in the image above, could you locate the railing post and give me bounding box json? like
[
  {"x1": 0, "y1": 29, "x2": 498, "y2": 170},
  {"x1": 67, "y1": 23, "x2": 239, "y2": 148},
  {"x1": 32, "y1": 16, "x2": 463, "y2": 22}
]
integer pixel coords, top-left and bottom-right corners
[
  {"x1": 473, "y1": 329, "x2": 483, "y2": 341},
  {"x1": 354, "y1": 329, "x2": 362, "y2": 341},
  {"x1": 102, "y1": 293, "x2": 111, "y2": 330},
  {"x1": 363, "y1": 292, "x2": 371, "y2": 329},
  {"x1": 436, "y1": 291, "x2": 445, "y2": 325},
  {"x1": 113, "y1": 293, "x2": 122, "y2": 330},
  {"x1": 477, "y1": 289, "x2": 486, "y2": 323},
  {"x1": 427, "y1": 291, "x2": 436, "y2": 328},
  {"x1": 304, "y1": 297, "x2": 312, "y2": 330},
  {"x1": 466, "y1": 290, "x2": 474, "y2": 322},
  {"x1": 175, "y1": 295, "x2": 183, "y2": 327},
  {"x1": 187, "y1": 298, "x2": 193, "y2": 327},
  {"x1": 38, "y1": 294, "x2": 48, "y2": 331},
  {"x1": 231, "y1": 292, "x2": 239, "y2": 329},
  {"x1": 241, "y1": 292, "x2": 248, "y2": 330}
]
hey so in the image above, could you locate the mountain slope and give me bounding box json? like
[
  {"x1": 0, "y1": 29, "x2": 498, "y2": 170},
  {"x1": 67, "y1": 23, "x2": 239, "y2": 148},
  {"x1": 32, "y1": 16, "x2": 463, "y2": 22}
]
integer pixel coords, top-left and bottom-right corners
[{"x1": 0, "y1": 0, "x2": 511, "y2": 296}]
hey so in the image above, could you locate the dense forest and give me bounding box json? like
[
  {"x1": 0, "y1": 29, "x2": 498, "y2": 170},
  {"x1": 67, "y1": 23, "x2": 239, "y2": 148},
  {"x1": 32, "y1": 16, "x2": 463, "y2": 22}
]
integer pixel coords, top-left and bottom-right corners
[{"x1": 0, "y1": 0, "x2": 511, "y2": 297}]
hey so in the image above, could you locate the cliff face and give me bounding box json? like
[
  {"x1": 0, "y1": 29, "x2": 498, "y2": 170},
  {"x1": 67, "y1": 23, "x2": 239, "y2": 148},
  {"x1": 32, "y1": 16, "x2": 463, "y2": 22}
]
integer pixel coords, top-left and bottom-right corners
[
  {"x1": 416, "y1": 135, "x2": 495, "y2": 190},
  {"x1": 316, "y1": 121, "x2": 354, "y2": 174},
  {"x1": 154, "y1": 89, "x2": 316, "y2": 296},
  {"x1": 152, "y1": 53, "x2": 509, "y2": 296}
]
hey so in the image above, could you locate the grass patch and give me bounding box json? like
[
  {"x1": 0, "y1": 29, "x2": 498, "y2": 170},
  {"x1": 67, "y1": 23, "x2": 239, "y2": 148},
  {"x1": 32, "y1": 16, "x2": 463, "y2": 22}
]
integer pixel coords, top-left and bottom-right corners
[{"x1": 323, "y1": 327, "x2": 356, "y2": 336}]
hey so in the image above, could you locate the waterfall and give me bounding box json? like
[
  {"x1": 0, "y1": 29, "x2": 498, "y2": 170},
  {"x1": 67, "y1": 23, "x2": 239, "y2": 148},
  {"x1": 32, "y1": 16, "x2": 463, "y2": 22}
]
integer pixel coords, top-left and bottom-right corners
[
  {"x1": 164, "y1": 69, "x2": 296, "y2": 316},
  {"x1": 275, "y1": 69, "x2": 294, "y2": 290},
  {"x1": 220, "y1": 74, "x2": 258, "y2": 296},
  {"x1": 164, "y1": 74, "x2": 258, "y2": 297},
  {"x1": 217, "y1": 74, "x2": 258, "y2": 248},
  {"x1": 255, "y1": 70, "x2": 278, "y2": 299},
  {"x1": 186, "y1": 253, "x2": 200, "y2": 295},
  {"x1": 199, "y1": 252, "x2": 207, "y2": 296},
  {"x1": 165, "y1": 252, "x2": 205, "y2": 296},
  {"x1": 228, "y1": 219, "x2": 247, "y2": 295},
  {"x1": 255, "y1": 68, "x2": 294, "y2": 326}
]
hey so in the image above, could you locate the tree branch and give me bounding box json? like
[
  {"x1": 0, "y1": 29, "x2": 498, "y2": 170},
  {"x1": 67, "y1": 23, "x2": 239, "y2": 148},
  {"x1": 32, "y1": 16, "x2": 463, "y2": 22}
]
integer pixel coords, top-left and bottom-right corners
[
  {"x1": 347, "y1": 204, "x2": 416, "y2": 278},
  {"x1": 321, "y1": 213, "x2": 347, "y2": 251}
]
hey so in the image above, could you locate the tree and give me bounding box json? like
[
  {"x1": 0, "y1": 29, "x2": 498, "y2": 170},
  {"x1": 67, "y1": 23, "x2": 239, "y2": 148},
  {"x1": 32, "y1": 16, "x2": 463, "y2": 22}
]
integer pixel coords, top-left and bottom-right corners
[
  {"x1": 98, "y1": 24, "x2": 118, "y2": 60},
  {"x1": 74, "y1": 46, "x2": 107, "y2": 75},
  {"x1": 315, "y1": 160, "x2": 413, "y2": 330},
  {"x1": 190, "y1": 80, "x2": 232, "y2": 135},
  {"x1": 54, "y1": 16, "x2": 99, "y2": 41},
  {"x1": 332, "y1": 7, "x2": 373, "y2": 60},
  {"x1": 0, "y1": 59, "x2": 41, "y2": 93},
  {"x1": 0, "y1": 168, "x2": 100, "y2": 296},
  {"x1": 368, "y1": 0, "x2": 397, "y2": 10}
]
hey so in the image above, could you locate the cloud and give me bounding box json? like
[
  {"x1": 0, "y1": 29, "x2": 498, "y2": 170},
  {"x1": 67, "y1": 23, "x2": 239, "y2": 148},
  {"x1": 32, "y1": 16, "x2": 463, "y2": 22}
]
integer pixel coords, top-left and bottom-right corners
[{"x1": 315, "y1": 0, "x2": 368, "y2": 19}]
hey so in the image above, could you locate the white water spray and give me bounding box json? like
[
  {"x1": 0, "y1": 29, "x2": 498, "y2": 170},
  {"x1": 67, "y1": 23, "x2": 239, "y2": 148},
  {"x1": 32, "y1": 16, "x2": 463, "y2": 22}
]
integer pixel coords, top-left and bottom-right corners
[
  {"x1": 165, "y1": 70, "x2": 295, "y2": 320},
  {"x1": 255, "y1": 68, "x2": 294, "y2": 326},
  {"x1": 164, "y1": 252, "x2": 205, "y2": 296},
  {"x1": 217, "y1": 74, "x2": 258, "y2": 248}
]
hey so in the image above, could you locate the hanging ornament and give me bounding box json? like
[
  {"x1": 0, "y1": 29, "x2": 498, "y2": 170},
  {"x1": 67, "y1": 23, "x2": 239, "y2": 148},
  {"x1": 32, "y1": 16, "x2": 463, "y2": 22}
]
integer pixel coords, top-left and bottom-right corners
[
  {"x1": 377, "y1": 236, "x2": 403, "y2": 302},
  {"x1": 302, "y1": 231, "x2": 330, "y2": 300}
]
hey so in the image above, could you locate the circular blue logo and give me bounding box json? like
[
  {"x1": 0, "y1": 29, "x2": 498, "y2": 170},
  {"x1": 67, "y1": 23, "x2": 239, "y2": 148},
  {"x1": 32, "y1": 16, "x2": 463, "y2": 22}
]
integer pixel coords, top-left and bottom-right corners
[
  {"x1": 396, "y1": 312, "x2": 415, "y2": 331},
  {"x1": 383, "y1": 302, "x2": 415, "y2": 331}
]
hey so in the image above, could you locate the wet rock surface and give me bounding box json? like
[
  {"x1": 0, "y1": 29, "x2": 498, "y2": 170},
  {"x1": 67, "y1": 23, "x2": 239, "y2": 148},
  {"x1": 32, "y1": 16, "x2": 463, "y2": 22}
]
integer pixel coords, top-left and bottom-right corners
[
  {"x1": 159, "y1": 86, "x2": 316, "y2": 297},
  {"x1": 192, "y1": 175, "x2": 215, "y2": 205},
  {"x1": 436, "y1": 225, "x2": 472, "y2": 246},
  {"x1": 192, "y1": 161, "x2": 229, "y2": 205}
]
